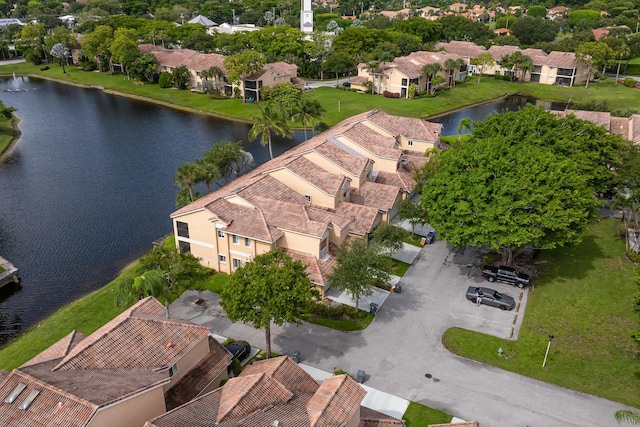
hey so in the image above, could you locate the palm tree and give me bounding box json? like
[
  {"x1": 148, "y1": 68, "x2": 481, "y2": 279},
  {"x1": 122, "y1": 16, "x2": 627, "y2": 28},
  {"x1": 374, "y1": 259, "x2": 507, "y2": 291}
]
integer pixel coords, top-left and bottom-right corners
[
  {"x1": 457, "y1": 117, "x2": 473, "y2": 140},
  {"x1": 174, "y1": 161, "x2": 200, "y2": 202},
  {"x1": 292, "y1": 99, "x2": 324, "y2": 140},
  {"x1": 366, "y1": 60, "x2": 380, "y2": 94},
  {"x1": 615, "y1": 43, "x2": 630, "y2": 87},
  {"x1": 249, "y1": 101, "x2": 292, "y2": 159},
  {"x1": 115, "y1": 270, "x2": 171, "y2": 309},
  {"x1": 422, "y1": 62, "x2": 442, "y2": 94},
  {"x1": 307, "y1": 99, "x2": 325, "y2": 135},
  {"x1": 196, "y1": 158, "x2": 221, "y2": 193},
  {"x1": 615, "y1": 410, "x2": 640, "y2": 425},
  {"x1": 444, "y1": 58, "x2": 458, "y2": 87}
]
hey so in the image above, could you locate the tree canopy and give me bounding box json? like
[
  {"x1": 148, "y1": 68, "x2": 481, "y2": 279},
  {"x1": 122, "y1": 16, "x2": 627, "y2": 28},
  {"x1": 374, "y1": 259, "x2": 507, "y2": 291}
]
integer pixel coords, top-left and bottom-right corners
[
  {"x1": 420, "y1": 105, "x2": 625, "y2": 266},
  {"x1": 220, "y1": 249, "x2": 317, "y2": 357}
]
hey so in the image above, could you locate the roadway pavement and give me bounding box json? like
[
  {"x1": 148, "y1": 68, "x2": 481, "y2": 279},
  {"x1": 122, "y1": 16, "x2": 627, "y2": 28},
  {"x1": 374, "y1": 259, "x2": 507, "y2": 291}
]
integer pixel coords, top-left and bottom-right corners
[{"x1": 169, "y1": 240, "x2": 639, "y2": 427}]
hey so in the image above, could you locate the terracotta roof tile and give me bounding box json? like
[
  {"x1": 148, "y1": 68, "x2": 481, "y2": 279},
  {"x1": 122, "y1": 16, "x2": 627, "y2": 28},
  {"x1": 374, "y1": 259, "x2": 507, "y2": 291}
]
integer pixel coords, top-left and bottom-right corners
[
  {"x1": 312, "y1": 141, "x2": 369, "y2": 176},
  {"x1": 165, "y1": 337, "x2": 233, "y2": 410},
  {"x1": 239, "y1": 355, "x2": 318, "y2": 393},
  {"x1": 487, "y1": 45, "x2": 519, "y2": 61},
  {"x1": 207, "y1": 197, "x2": 281, "y2": 242},
  {"x1": 366, "y1": 110, "x2": 442, "y2": 142},
  {"x1": 389, "y1": 51, "x2": 463, "y2": 79},
  {"x1": 541, "y1": 51, "x2": 578, "y2": 68},
  {"x1": 334, "y1": 202, "x2": 380, "y2": 235},
  {"x1": 630, "y1": 114, "x2": 640, "y2": 142},
  {"x1": 279, "y1": 156, "x2": 347, "y2": 196},
  {"x1": 140, "y1": 44, "x2": 228, "y2": 73},
  {"x1": 21, "y1": 330, "x2": 86, "y2": 368},
  {"x1": 350, "y1": 182, "x2": 400, "y2": 210},
  {"x1": 0, "y1": 371, "x2": 97, "y2": 427},
  {"x1": 217, "y1": 373, "x2": 293, "y2": 422},
  {"x1": 53, "y1": 297, "x2": 210, "y2": 371},
  {"x1": 342, "y1": 123, "x2": 401, "y2": 159},
  {"x1": 283, "y1": 248, "x2": 336, "y2": 285},
  {"x1": 145, "y1": 357, "x2": 388, "y2": 427},
  {"x1": 307, "y1": 375, "x2": 366, "y2": 427},
  {"x1": 435, "y1": 41, "x2": 486, "y2": 58}
]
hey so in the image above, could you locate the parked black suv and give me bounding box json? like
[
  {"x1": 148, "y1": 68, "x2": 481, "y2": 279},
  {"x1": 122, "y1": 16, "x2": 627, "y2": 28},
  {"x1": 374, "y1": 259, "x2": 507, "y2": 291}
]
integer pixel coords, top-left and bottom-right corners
[{"x1": 481, "y1": 265, "x2": 530, "y2": 288}]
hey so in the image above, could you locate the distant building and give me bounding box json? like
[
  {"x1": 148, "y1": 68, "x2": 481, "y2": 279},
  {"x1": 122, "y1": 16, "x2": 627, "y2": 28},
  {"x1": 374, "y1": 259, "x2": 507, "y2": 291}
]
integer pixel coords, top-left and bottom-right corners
[
  {"x1": 301, "y1": 0, "x2": 314, "y2": 34},
  {"x1": 0, "y1": 18, "x2": 23, "y2": 28}
]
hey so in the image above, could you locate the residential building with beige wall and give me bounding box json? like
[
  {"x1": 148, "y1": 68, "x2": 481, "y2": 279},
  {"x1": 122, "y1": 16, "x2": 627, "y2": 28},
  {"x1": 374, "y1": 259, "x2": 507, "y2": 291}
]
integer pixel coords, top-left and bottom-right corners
[
  {"x1": 138, "y1": 45, "x2": 303, "y2": 100},
  {"x1": 171, "y1": 110, "x2": 442, "y2": 294},
  {"x1": 355, "y1": 50, "x2": 464, "y2": 98},
  {"x1": 0, "y1": 297, "x2": 232, "y2": 427}
]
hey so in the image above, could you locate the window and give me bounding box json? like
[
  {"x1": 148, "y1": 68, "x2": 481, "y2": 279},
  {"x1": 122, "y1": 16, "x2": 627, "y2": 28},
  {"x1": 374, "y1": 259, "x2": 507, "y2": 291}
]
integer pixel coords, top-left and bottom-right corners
[
  {"x1": 304, "y1": 194, "x2": 312, "y2": 203},
  {"x1": 408, "y1": 140, "x2": 413, "y2": 146},
  {"x1": 18, "y1": 389, "x2": 40, "y2": 410},
  {"x1": 233, "y1": 258, "x2": 242, "y2": 269},
  {"x1": 245, "y1": 237, "x2": 251, "y2": 247},
  {"x1": 232, "y1": 235, "x2": 240, "y2": 244},
  {"x1": 218, "y1": 230, "x2": 225, "y2": 238},
  {"x1": 176, "y1": 221, "x2": 189, "y2": 238},
  {"x1": 4, "y1": 383, "x2": 26, "y2": 404},
  {"x1": 219, "y1": 254, "x2": 227, "y2": 263},
  {"x1": 169, "y1": 364, "x2": 178, "y2": 377},
  {"x1": 178, "y1": 241, "x2": 191, "y2": 254}
]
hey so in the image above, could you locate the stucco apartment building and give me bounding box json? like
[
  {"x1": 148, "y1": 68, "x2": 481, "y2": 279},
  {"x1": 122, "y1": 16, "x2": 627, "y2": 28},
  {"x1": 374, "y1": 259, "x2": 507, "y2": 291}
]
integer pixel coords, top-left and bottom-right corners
[
  {"x1": 170, "y1": 110, "x2": 442, "y2": 294},
  {"x1": 145, "y1": 355, "x2": 406, "y2": 427},
  {"x1": 555, "y1": 110, "x2": 640, "y2": 144},
  {"x1": 436, "y1": 41, "x2": 589, "y2": 87},
  {"x1": 0, "y1": 297, "x2": 232, "y2": 427},
  {"x1": 138, "y1": 44, "x2": 303, "y2": 101},
  {"x1": 353, "y1": 50, "x2": 465, "y2": 98}
]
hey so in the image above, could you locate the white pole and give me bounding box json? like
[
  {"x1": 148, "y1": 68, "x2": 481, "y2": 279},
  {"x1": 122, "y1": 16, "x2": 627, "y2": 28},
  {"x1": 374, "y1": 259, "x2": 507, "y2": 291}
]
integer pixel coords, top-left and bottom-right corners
[
  {"x1": 542, "y1": 339, "x2": 552, "y2": 367},
  {"x1": 338, "y1": 100, "x2": 341, "y2": 112}
]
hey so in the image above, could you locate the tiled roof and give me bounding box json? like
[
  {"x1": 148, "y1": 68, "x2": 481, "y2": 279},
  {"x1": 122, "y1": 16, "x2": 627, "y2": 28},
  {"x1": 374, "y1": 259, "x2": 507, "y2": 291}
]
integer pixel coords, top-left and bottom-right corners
[
  {"x1": 366, "y1": 110, "x2": 442, "y2": 142},
  {"x1": 145, "y1": 356, "x2": 394, "y2": 427},
  {"x1": 435, "y1": 41, "x2": 486, "y2": 58},
  {"x1": 164, "y1": 337, "x2": 232, "y2": 410},
  {"x1": 312, "y1": 141, "x2": 369, "y2": 177},
  {"x1": 217, "y1": 373, "x2": 293, "y2": 422},
  {"x1": 342, "y1": 123, "x2": 400, "y2": 159},
  {"x1": 350, "y1": 182, "x2": 400, "y2": 210},
  {"x1": 487, "y1": 45, "x2": 519, "y2": 61},
  {"x1": 140, "y1": 44, "x2": 227, "y2": 73},
  {"x1": 429, "y1": 422, "x2": 483, "y2": 427},
  {"x1": 564, "y1": 109, "x2": 611, "y2": 129},
  {"x1": 630, "y1": 114, "x2": 640, "y2": 142},
  {"x1": 542, "y1": 51, "x2": 578, "y2": 68},
  {"x1": 334, "y1": 202, "x2": 381, "y2": 235},
  {"x1": 0, "y1": 370, "x2": 97, "y2": 427},
  {"x1": 206, "y1": 197, "x2": 281, "y2": 242},
  {"x1": 390, "y1": 51, "x2": 463, "y2": 79},
  {"x1": 307, "y1": 375, "x2": 366, "y2": 427},
  {"x1": 21, "y1": 330, "x2": 86, "y2": 368},
  {"x1": 275, "y1": 156, "x2": 347, "y2": 196},
  {"x1": 250, "y1": 196, "x2": 330, "y2": 238},
  {"x1": 53, "y1": 299, "x2": 211, "y2": 371},
  {"x1": 610, "y1": 116, "x2": 629, "y2": 139},
  {"x1": 283, "y1": 248, "x2": 336, "y2": 285}
]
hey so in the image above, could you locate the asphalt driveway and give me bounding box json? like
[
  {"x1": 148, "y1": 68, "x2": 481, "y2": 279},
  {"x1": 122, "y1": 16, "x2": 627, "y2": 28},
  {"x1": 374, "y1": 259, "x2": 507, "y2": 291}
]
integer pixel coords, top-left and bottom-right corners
[{"x1": 169, "y1": 241, "x2": 637, "y2": 426}]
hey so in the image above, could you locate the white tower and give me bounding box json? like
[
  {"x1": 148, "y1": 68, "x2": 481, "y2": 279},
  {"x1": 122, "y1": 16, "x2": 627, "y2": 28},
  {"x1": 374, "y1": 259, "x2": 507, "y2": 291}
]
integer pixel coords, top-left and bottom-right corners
[{"x1": 300, "y1": 0, "x2": 313, "y2": 34}]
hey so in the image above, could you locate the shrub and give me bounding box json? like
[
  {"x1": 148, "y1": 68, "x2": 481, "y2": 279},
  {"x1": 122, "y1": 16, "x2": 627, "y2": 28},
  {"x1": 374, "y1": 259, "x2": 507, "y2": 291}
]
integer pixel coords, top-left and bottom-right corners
[
  {"x1": 382, "y1": 90, "x2": 400, "y2": 98},
  {"x1": 39, "y1": 65, "x2": 49, "y2": 71},
  {"x1": 231, "y1": 359, "x2": 242, "y2": 376},
  {"x1": 158, "y1": 72, "x2": 172, "y2": 88},
  {"x1": 624, "y1": 78, "x2": 637, "y2": 88}
]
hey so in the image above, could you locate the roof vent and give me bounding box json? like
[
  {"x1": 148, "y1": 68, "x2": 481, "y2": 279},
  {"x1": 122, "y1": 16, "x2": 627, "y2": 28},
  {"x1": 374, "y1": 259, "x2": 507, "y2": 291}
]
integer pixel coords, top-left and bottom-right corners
[
  {"x1": 165, "y1": 342, "x2": 174, "y2": 349},
  {"x1": 274, "y1": 421, "x2": 280, "y2": 427},
  {"x1": 4, "y1": 382, "x2": 26, "y2": 404}
]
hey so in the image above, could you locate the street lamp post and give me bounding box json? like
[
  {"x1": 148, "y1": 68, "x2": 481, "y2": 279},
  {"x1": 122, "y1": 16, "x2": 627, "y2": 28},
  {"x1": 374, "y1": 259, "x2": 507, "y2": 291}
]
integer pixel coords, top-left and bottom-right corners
[{"x1": 542, "y1": 334, "x2": 554, "y2": 368}]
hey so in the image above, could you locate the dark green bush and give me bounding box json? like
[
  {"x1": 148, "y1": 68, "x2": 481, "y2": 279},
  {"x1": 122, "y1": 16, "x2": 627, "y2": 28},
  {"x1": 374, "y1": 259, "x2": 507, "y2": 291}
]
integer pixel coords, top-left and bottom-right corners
[
  {"x1": 158, "y1": 72, "x2": 172, "y2": 88},
  {"x1": 624, "y1": 78, "x2": 637, "y2": 88},
  {"x1": 39, "y1": 65, "x2": 49, "y2": 71}
]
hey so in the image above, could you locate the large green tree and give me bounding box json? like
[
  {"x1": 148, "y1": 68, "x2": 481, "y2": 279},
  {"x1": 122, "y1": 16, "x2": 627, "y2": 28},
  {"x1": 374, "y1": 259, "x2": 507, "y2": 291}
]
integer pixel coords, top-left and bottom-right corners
[
  {"x1": 220, "y1": 249, "x2": 317, "y2": 358},
  {"x1": 223, "y1": 50, "x2": 266, "y2": 101},
  {"x1": 576, "y1": 41, "x2": 615, "y2": 88},
  {"x1": 328, "y1": 238, "x2": 391, "y2": 309},
  {"x1": 470, "y1": 52, "x2": 495, "y2": 83},
  {"x1": 421, "y1": 106, "x2": 624, "y2": 266},
  {"x1": 115, "y1": 270, "x2": 171, "y2": 309}
]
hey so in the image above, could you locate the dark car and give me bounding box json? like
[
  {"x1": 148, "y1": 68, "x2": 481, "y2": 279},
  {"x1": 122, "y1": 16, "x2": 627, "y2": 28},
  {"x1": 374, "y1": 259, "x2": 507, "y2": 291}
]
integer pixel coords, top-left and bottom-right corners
[
  {"x1": 342, "y1": 81, "x2": 351, "y2": 88},
  {"x1": 425, "y1": 230, "x2": 436, "y2": 244},
  {"x1": 466, "y1": 286, "x2": 515, "y2": 310},
  {"x1": 481, "y1": 265, "x2": 530, "y2": 288},
  {"x1": 226, "y1": 340, "x2": 252, "y2": 361}
]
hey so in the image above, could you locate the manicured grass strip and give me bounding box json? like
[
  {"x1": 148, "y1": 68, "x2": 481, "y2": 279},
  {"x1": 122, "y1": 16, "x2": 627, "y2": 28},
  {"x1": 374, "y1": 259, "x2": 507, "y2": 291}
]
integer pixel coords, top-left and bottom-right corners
[
  {"x1": 442, "y1": 219, "x2": 640, "y2": 408},
  {"x1": 390, "y1": 259, "x2": 411, "y2": 277},
  {"x1": 403, "y1": 401, "x2": 453, "y2": 427},
  {"x1": 0, "y1": 117, "x2": 14, "y2": 154},
  {"x1": 303, "y1": 312, "x2": 374, "y2": 331},
  {"x1": 0, "y1": 264, "x2": 143, "y2": 371},
  {"x1": 2, "y1": 63, "x2": 639, "y2": 127}
]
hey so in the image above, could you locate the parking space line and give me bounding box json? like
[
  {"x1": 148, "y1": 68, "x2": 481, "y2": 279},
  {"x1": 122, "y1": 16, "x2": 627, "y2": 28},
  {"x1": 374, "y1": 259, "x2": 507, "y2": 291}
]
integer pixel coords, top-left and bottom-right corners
[{"x1": 464, "y1": 313, "x2": 514, "y2": 327}]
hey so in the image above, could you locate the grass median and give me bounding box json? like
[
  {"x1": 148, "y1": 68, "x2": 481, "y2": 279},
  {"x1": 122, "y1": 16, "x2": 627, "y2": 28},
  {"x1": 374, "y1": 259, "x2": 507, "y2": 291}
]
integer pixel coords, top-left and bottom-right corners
[{"x1": 443, "y1": 218, "x2": 640, "y2": 409}]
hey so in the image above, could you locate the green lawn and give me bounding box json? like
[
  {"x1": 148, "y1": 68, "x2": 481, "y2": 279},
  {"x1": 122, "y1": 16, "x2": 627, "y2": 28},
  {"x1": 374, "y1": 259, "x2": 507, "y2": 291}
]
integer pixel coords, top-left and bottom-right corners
[
  {"x1": 0, "y1": 117, "x2": 15, "y2": 154},
  {"x1": 403, "y1": 401, "x2": 453, "y2": 427},
  {"x1": 443, "y1": 219, "x2": 640, "y2": 408},
  {"x1": 2, "y1": 63, "x2": 639, "y2": 128}
]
